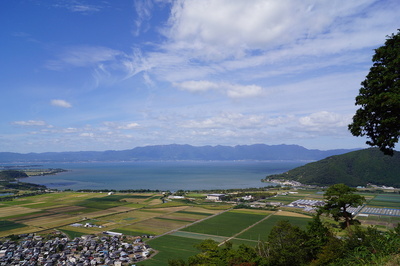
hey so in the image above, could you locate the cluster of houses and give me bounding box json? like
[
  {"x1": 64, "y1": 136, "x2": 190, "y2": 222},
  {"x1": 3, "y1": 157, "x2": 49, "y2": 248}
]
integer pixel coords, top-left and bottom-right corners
[{"x1": 0, "y1": 233, "x2": 152, "y2": 265}]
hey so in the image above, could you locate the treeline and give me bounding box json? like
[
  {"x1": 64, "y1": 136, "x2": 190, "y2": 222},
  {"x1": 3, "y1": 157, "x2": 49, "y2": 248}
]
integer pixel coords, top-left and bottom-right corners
[
  {"x1": 169, "y1": 217, "x2": 400, "y2": 266},
  {"x1": 0, "y1": 170, "x2": 46, "y2": 190},
  {"x1": 1, "y1": 182, "x2": 46, "y2": 190},
  {"x1": 0, "y1": 170, "x2": 28, "y2": 181},
  {"x1": 0, "y1": 191, "x2": 47, "y2": 202}
]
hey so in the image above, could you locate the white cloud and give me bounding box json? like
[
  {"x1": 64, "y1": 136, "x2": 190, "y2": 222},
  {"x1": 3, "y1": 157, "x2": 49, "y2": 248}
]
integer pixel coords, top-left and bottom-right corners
[
  {"x1": 174, "y1": 80, "x2": 263, "y2": 98},
  {"x1": 164, "y1": 0, "x2": 378, "y2": 60},
  {"x1": 80, "y1": 132, "x2": 94, "y2": 137},
  {"x1": 12, "y1": 120, "x2": 49, "y2": 127},
  {"x1": 180, "y1": 113, "x2": 287, "y2": 130},
  {"x1": 225, "y1": 84, "x2": 263, "y2": 98},
  {"x1": 297, "y1": 111, "x2": 352, "y2": 132},
  {"x1": 173, "y1": 80, "x2": 219, "y2": 92},
  {"x1": 122, "y1": 0, "x2": 399, "y2": 96},
  {"x1": 51, "y1": 99, "x2": 72, "y2": 108},
  {"x1": 68, "y1": 4, "x2": 100, "y2": 13},
  {"x1": 103, "y1": 121, "x2": 140, "y2": 130}
]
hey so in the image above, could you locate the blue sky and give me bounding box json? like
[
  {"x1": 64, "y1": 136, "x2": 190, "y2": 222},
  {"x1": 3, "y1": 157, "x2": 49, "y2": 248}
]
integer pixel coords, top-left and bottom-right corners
[{"x1": 1, "y1": 0, "x2": 399, "y2": 153}]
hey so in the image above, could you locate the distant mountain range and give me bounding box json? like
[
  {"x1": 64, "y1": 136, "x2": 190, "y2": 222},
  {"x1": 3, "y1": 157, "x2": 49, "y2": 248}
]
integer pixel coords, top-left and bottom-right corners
[
  {"x1": 265, "y1": 148, "x2": 400, "y2": 187},
  {"x1": 0, "y1": 144, "x2": 359, "y2": 163}
]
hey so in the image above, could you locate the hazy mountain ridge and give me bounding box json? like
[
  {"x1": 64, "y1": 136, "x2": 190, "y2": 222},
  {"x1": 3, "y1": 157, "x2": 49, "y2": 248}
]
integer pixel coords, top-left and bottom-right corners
[
  {"x1": 266, "y1": 148, "x2": 400, "y2": 187},
  {"x1": 0, "y1": 144, "x2": 358, "y2": 163}
]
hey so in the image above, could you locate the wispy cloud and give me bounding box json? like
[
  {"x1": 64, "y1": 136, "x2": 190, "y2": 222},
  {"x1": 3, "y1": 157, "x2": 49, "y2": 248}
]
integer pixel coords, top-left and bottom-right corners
[
  {"x1": 12, "y1": 120, "x2": 50, "y2": 127},
  {"x1": 103, "y1": 121, "x2": 140, "y2": 130},
  {"x1": 125, "y1": 0, "x2": 397, "y2": 88},
  {"x1": 181, "y1": 113, "x2": 266, "y2": 129},
  {"x1": 163, "y1": 0, "x2": 390, "y2": 60},
  {"x1": 174, "y1": 80, "x2": 264, "y2": 98},
  {"x1": 46, "y1": 46, "x2": 123, "y2": 70},
  {"x1": 52, "y1": 1, "x2": 102, "y2": 13},
  {"x1": 51, "y1": 99, "x2": 72, "y2": 108},
  {"x1": 133, "y1": 0, "x2": 154, "y2": 36}
]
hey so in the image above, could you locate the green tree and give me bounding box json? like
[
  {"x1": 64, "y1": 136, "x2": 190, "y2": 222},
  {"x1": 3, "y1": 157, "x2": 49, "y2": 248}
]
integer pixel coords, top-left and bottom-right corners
[
  {"x1": 319, "y1": 184, "x2": 365, "y2": 229},
  {"x1": 305, "y1": 215, "x2": 331, "y2": 260},
  {"x1": 349, "y1": 30, "x2": 400, "y2": 155},
  {"x1": 265, "y1": 220, "x2": 309, "y2": 265},
  {"x1": 312, "y1": 236, "x2": 345, "y2": 265},
  {"x1": 184, "y1": 239, "x2": 264, "y2": 266}
]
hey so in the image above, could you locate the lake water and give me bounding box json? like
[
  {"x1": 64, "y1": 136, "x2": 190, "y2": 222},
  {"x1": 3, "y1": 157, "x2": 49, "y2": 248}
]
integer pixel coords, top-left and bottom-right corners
[{"x1": 18, "y1": 161, "x2": 307, "y2": 191}]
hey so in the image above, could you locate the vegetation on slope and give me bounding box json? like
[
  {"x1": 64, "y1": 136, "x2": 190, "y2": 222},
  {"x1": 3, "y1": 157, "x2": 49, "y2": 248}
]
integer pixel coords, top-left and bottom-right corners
[
  {"x1": 172, "y1": 218, "x2": 400, "y2": 266},
  {"x1": 265, "y1": 148, "x2": 400, "y2": 187}
]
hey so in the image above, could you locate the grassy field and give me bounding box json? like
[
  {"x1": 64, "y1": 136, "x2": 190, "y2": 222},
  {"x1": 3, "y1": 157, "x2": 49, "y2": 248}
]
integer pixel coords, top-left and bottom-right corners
[
  {"x1": 141, "y1": 235, "x2": 203, "y2": 266},
  {"x1": 0, "y1": 221, "x2": 27, "y2": 231},
  {"x1": 181, "y1": 210, "x2": 268, "y2": 237},
  {"x1": 0, "y1": 192, "x2": 165, "y2": 237},
  {"x1": 1, "y1": 189, "x2": 399, "y2": 265},
  {"x1": 236, "y1": 212, "x2": 312, "y2": 242},
  {"x1": 58, "y1": 228, "x2": 86, "y2": 238},
  {"x1": 143, "y1": 209, "x2": 311, "y2": 264}
]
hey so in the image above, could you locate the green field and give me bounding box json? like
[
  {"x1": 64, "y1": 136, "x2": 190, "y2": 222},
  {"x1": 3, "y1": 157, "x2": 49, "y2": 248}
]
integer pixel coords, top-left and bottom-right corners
[
  {"x1": 77, "y1": 196, "x2": 131, "y2": 209},
  {"x1": 0, "y1": 221, "x2": 27, "y2": 231},
  {"x1": 367, "y1": 194, "x2": 400, "y2": 208},
  {"x1": 1, "y1": 189, "x2": 399, "y2": 265},
  {"x1": 175, "y1": 210, "x2": 212, "y2": 216},
  {"x1": 58, "y1": 229, "x2": 86, "y2": 238},
  {"x1": 181, "y1": 211, "x2": 268, "y2": 237},
  {"x1": 264, "y1": 195, "x2": 304, "y2": 204},
  {"x1": 236, "y1": 215, "x2": 312, "y2": 242},
  {"x1": 142, "y1": 235, "x2": 203, "y2": 265}
]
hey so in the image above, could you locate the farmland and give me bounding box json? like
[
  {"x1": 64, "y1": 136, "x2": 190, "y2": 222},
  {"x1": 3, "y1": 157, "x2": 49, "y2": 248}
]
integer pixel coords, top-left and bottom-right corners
[{"x1": 0, "y1": 188, "x2": 399, "y2": 265}]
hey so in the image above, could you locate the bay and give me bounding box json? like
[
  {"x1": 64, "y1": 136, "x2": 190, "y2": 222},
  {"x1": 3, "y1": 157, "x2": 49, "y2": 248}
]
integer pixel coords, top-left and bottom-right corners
[{"x1": 21, "y1": 161, "x2": 307, "y2": 191}]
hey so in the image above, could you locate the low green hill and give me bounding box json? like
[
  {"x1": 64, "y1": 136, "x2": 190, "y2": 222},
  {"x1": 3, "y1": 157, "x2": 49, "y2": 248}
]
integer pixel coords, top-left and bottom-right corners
[{"x1": 265, "y1": 148, "x2": 400, "y2": 187}]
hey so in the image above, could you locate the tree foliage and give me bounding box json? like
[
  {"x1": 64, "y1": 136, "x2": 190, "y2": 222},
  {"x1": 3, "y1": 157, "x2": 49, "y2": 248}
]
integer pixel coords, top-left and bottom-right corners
[
  {"x1": 319, "y1": 184, "x2": 365, "y2": 229},
  {"x1": 185, "y1": 239, "x2": 265, "y2": 266},
  {"x1": 349, "y1": 30, "x2": 400, "y2": 155},
  {"x1": 173, "y1": 218, "x2": 400, "y2": 266},
  {"x1": 265, "y1": 220, "x2": 310, "y2": 265},
  {"x1": 0, "y1": 170, "x2": 28, "y2": 180}
]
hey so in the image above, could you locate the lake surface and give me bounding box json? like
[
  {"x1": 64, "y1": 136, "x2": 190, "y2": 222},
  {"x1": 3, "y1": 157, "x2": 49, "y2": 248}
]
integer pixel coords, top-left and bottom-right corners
[{"x1": 19, "y1": 161, "x2": 308, "y2": 191}]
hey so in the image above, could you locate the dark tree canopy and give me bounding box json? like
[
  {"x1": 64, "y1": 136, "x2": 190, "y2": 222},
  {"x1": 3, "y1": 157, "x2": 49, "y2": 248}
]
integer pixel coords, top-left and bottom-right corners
[
  {"x1": 349, "y1": 30, "x2": 400, "y2": 155},
  {"x1": 319, "y1": 184, "x2": 365, "y2": 229}
]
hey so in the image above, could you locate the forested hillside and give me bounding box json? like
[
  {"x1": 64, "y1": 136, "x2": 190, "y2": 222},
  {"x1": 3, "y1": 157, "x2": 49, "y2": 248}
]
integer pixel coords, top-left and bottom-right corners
[{"x1": 265, "y1": 148, "x2": 400, "y2": 187}]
